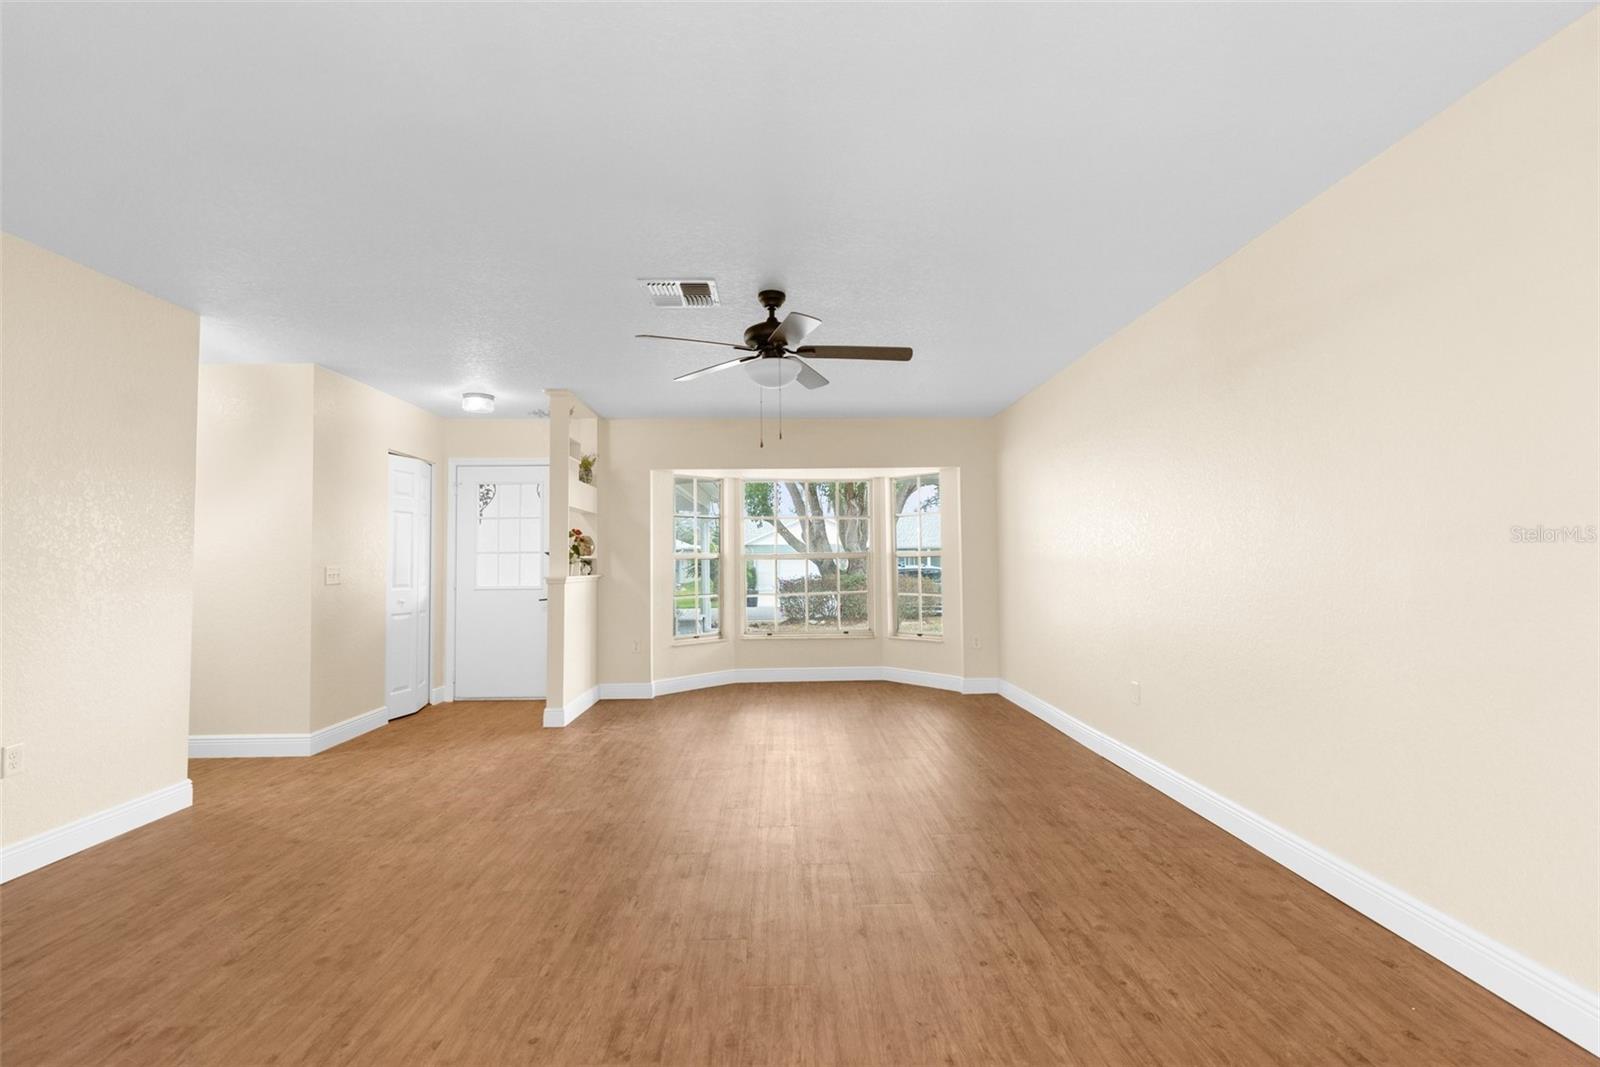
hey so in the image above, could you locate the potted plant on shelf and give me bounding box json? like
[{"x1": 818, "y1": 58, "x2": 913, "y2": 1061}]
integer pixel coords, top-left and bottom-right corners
[
  {"x1": 569, "y1": 527, "x2": 595, "y2": 575},
  {"x1": 578, "y1": 453, "x2": 597, "y2": 485}
]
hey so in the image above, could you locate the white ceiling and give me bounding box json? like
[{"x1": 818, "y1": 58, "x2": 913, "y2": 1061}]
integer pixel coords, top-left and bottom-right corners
[{"x1": 2, "y1": 3, "x2": 1588, "y2": 419}]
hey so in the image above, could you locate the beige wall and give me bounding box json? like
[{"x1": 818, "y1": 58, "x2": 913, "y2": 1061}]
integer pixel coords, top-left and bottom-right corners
[
  {"x1": 191, "y1": 363, "x2": 552, "y2": 734},
  {"x1": 309, "y1": 367, "x2": 444, "y2": 730},
  {"x1": 192, "y1": 364, "x2": 314, "y2": 735},
  {"x1": 597, "y1": 417, "x2": 999, "y2": 687},
  {"x1": 1, "y1": 234, "x2": 198, "y2": 843},
  {"x1": 996, "y1": 15, "x2": 1598, "y2": 990},
  {"x1": 442, "y1": 416, "x2": 551, "y2": 463}
]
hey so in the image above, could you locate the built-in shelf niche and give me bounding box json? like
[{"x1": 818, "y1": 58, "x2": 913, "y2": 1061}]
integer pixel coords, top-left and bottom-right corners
[{"x1": 569, "y1": 468, "x2": 598, "y2": 514}]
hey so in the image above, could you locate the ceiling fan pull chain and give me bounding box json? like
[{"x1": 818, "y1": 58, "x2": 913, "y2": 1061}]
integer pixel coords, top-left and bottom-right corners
[
  {"x1": 778, "y1": 376, "x2": 784, "y2": 441},
  {"x1": 759, "y1": 386, "x2": 765, "y2": 448}
]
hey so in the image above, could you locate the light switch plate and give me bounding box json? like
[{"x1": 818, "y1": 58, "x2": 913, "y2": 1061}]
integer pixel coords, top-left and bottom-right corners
[{"x1": 324, "y1": 566, "x2": 341, "y2": 586}]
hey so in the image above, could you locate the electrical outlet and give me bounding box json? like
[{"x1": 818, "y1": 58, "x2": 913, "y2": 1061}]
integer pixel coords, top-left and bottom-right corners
[
  {"x1": 3, "y1": 744, "x2": 23, "y2": 777},
  {"x1": 324, "y1": 566, "x2": 341, "y2": 586},
  {"x1": 1131, "y1": 681, "x2": 1141, "y2": 706},
  {"x1": 632, "y1": 639, "x2": 641, "y2": 654},
  {"x1": 970, "y1": 634, "x2": 981, "y2": 650}
]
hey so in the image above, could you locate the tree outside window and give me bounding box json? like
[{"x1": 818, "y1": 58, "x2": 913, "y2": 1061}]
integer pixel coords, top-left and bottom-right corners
[{"x1": 743, "y1": 480, "x2": 871, "y2": 635}]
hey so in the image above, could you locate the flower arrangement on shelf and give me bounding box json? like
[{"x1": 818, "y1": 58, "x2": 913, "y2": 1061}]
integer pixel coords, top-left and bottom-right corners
[
  {"x1": 569, "y1": 527, "x2": 595, "y2": 575},
  {"x1": 577, "y1": 453, "x2": 597, "y2": 485}
]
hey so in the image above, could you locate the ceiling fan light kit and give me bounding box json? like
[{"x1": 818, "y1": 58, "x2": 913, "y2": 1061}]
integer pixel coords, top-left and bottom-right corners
[{"x1": 744, "y1": 357, "x2": 801, "y2": 389}]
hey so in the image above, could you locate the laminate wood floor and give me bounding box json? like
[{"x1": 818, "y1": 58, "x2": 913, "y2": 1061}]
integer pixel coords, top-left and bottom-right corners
[{"x1": 2, "y1": 684, "x2": 1590, "y2": 1066}]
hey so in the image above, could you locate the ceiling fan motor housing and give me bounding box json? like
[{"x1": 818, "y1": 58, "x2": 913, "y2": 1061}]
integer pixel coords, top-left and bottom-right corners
[
  {"x1": 744, "y1": 320, "x2": 780, "y2": 350},
  {"x1": 746, "y1": 289, "x2": 787, "y2": 350}
]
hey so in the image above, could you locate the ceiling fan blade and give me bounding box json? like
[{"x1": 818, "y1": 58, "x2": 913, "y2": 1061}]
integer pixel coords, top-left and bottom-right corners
[
  {"x1": 673, "y1": 354, "x2": 757, "y2": 382},
  {"x1": 768, "y1": 312, "x2": 821, "y2": 349},
  {"x1": 794, "y1": 345, "x2": 912, "y2": 362},
  {"x1": 637, "y1": 334, "x2": 752, "y2": 351},
  {"x1": 788, "y1": 355, "x2": 829, "y2": 390}
]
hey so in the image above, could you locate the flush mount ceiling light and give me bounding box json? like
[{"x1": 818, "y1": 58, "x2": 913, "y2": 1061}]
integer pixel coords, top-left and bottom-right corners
[{"x1": 461, "y1": 392, "x2": 495, "y2": 414}]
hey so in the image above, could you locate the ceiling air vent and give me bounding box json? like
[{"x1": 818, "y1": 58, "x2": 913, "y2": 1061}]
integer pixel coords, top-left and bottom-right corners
[{"x1": 642, "y1": 279, "x2": 719, "y2": 308}]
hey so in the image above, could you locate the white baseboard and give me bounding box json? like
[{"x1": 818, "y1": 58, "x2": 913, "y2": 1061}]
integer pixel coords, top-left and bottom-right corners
[
  {"x1": 311, "y1": 706, "x2": 389, "y2": 753},
  {"x1": 1, "y1": 779, "x2": 192, "y2": 883},
  {"x1": 544, "y1": 686, "x2": 598, "y2": 727},
  {"x1": 189, "y1": 705, "x2": 388, "y2": 758},
  {"x1": 995, "y1": 681, "x2": 1600, "y2": 1056},
  {"x1": 636, "y1": 665, "x2": 982, "y2": 699},
  {"x1": 430, "y1": 684, "x2": 451, "y2": 705},
  {"x1": 597, "y1": 682, "x2": 655, "y2": 700},
  {"x1": 882, "y1": 666, "x2": 964, "y2": 692}
]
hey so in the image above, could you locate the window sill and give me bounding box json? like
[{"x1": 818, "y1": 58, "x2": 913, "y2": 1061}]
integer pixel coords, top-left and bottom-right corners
[
  {"x1": 671, "y1": 634, "x2": 724, "y2": 646},
  {"x1": 740, "y1": 631, "x2": 876, "y2": 641},
  {"x1": 886, "y1": 632, "x2": 945, "y2": 643}
]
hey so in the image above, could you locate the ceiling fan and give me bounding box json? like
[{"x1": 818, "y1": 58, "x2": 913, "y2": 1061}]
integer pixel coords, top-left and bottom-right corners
[{"x1": 636, "y1": 289, "x2": 912, "y2": 391}]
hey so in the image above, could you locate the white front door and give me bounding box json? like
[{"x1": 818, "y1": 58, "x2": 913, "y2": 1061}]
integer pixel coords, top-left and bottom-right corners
[
  {"x1": 454, "y1": 464, "x2": 549, "y2": 699},
  {"x1": 386, "y1": 454, "x2": 432, "y2": 719}
]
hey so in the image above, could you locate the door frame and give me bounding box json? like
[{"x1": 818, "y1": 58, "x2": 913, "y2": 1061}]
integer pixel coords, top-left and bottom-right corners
[
  {"x1": 444, "y1": 458, "x2": 551, "y2": 702},
  {"x1": 386, "y1": 451, "x2": 433, "y2": 718}
]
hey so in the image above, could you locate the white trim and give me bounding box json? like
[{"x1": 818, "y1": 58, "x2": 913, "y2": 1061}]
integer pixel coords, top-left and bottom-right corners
[
  {"x1": 544, "y1": 686, "x2": 598, "y2": 727},
  {"x1": 316, "y1": 706, "x2": 390, "y2": 753},
  {"x1": 431, "y1": 684, "x2": 451, "y2": 705},
  {"x1": 881, "y1": 666, "x2": 963, "y2": 692},
  {"x1": 598, "y1": 682, "x2": 655, "y2": 700},
  {"x1": 445, "y1": 459, "x2": 551, "y2": 704},
  {"x1": 995, "y1": 681, "x2": 1600, "y2": 1057},
  {"x1": 611, "y1": 666, "x2": 984, "y2": 700},
  {"x1": 1, "y1": 779, "x2": 192, "y2": 883},
  {"x1": 657, "y1": 666, "x2": 878, "y2": 695},
  {"x1": 189, "y1": 733, "x2": 310, "y2": 758},
  {"x1": 189, "y1": 705, "x2": 388, "y2": 758}
]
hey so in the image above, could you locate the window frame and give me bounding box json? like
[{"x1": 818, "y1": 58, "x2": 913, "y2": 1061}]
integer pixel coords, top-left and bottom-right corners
[
  {"x1": 670, "y1": 475, "x2": 723, "y2": 642},
  {"x1": 892, "y1": 472, "x2": 944, "y2": 640},
  {"x1": 738, "y1": 478, "x2": 874, "y2": 639}
]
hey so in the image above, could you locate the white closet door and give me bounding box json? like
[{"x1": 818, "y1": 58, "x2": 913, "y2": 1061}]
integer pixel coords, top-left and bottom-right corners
[
  {"x1": 454, "y1": 464, "x2": 549, "y2": 699},
  {"x1": 385, "y1": 454, "x2": 432, "y2": 718}
]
